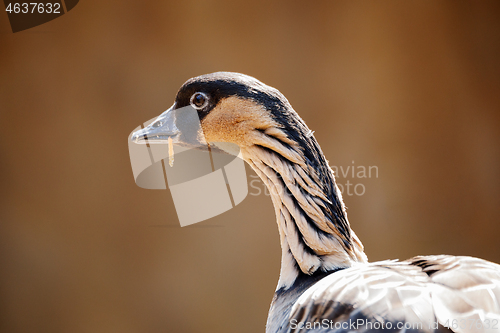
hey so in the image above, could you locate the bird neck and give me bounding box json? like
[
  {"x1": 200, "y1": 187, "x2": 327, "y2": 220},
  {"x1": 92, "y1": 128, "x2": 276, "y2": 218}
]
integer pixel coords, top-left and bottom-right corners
[{"x1": 240, "y1": 125, "x2": 367, "y2": 290}]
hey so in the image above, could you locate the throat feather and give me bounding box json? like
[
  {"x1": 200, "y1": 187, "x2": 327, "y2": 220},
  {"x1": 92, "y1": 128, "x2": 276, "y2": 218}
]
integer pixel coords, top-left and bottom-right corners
[{"x1": 241, "y1": 129, "x2": 367, "y2": 287}]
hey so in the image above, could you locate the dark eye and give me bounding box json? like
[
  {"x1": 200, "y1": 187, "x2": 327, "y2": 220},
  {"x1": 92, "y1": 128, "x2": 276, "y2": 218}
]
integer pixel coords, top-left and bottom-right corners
[{"x1": 190, "y1": 92, "x2": 209, "y2": 109}]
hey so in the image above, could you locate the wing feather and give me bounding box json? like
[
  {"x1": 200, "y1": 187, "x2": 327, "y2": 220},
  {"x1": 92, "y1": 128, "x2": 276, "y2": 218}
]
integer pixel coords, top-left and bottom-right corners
[{"x1": 287, "y1": 256, "x2": 500, "y2": 333}]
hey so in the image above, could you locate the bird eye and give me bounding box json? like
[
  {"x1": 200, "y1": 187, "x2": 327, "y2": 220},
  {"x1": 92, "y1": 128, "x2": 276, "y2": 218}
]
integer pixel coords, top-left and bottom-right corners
[{"x1": 190, "y1": 92, "x2": 209, "y2": 109}]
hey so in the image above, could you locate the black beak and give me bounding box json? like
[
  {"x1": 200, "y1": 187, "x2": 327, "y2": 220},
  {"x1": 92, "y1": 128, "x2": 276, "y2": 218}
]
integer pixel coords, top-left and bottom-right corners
[
  {"x1": 131, "y1": 104, "x2": 212, "y2": 150},
  {"x1": 131, "y1": 104, "x2": 180, "y2": 144}
]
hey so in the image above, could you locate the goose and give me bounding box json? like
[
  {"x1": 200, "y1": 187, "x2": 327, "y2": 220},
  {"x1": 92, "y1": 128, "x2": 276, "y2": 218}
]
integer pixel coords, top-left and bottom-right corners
[{"x1": 132, "y1": 72, "x2": 500, "y2": 333}]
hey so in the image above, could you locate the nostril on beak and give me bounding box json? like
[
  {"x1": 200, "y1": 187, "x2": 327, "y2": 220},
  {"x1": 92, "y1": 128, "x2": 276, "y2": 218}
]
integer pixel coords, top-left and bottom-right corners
[{"x1": 151, "y1": 120, "x2": 164, "y2": 129}]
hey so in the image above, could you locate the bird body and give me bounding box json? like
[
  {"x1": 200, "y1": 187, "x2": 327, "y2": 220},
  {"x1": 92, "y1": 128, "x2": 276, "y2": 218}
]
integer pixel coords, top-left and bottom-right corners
[
  {"x1": 270, "y1": 255, "x2": 500, "y2": 333},
  {"x1": 132, "y1": 72, "x2": 500, "y2": 332}
]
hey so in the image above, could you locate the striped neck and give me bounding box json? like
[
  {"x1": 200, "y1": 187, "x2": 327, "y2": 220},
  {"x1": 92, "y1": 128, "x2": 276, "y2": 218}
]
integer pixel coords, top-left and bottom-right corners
[{"x1": 240, "y1": 126, "x2": 367, "y2": 290}]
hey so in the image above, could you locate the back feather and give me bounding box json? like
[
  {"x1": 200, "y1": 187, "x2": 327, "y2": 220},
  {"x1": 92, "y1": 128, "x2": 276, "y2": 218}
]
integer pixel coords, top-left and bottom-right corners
[{"x1": 287, "y1": 255, "x2": 500, "y2": 333}]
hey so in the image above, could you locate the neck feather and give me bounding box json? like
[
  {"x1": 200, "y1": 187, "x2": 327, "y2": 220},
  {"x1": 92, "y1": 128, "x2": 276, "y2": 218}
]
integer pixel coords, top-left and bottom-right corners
[{"x1": 241, "y1": 125, "x2": 367, "y2": 289}]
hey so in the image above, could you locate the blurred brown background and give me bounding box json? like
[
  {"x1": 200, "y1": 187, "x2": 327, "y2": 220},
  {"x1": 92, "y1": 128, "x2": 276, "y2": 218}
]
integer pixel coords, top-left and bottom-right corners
[{"x1": 1, "y1": 1, "x2": 500, "y2": 332}]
